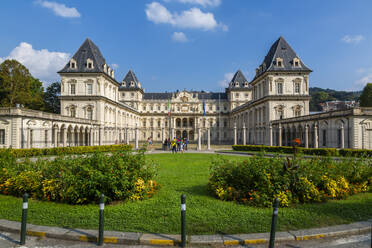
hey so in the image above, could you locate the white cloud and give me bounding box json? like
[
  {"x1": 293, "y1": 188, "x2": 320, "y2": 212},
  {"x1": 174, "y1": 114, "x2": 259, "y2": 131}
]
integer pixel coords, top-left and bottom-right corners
[
  {"x1": 341, "y1": 35, "x2": 364, "y2": 44},
  {"x1": 1, "y1": 42, "x2": 70, "y2": 85},
  {"x1": 111, "y1": 63, "x2": 119, "y2": 69},
  {"x1": 145, "y1": 2, "x2": 227, "y2": 31},
  {"x1": 172, "y1": 32, "x2": 188, "y2": 42},
  {"x1": 166, "y1": 0, "x2": 221, "y2": 7},
  {"x1": 354, "y1": 74, "x2": 372, "y2": 90},
  {"x1": 35, "y1": 0, "x2": 81, "y2": 18},
  {"x1": 218, "y1": 72, "x2": 234, "y2": 88}
]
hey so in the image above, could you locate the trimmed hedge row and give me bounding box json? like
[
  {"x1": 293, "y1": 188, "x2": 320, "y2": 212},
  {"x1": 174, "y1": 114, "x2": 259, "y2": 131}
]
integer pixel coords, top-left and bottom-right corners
[
  {"x1": 232, "y1": 145, "x2": 372, "y2": 157},
  {"x1": 0, "y1": 144, "x2": 132, "y2": 158}
]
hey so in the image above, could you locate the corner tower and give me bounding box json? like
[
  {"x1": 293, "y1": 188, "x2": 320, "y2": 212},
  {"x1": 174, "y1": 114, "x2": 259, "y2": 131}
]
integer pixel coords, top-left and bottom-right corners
[{"x1": 118, "y1": 70, "x2": 144, "y2": 110}]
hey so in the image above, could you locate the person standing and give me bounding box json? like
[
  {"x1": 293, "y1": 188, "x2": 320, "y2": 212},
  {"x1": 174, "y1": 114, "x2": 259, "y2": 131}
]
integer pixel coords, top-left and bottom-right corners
[
  {"x1": 184, "y1": 138, "x2": 188, "y2": 151},
  {"x1": 171, "y1": 138, "x2": 177, "y2": 153}
]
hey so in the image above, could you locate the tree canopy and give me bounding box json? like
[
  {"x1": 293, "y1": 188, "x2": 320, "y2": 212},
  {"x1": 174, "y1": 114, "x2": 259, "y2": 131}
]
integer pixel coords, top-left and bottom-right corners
[
  {"x1": 309, "y1": 87, "x2": 361, "y2": 111},
  {"x1": 44, "y1": 82, "x2": 61, "y2": 114},
  {"x1": 0, "y1": 59, "x2": 45, "y2": 110},
  {"x1": 359, "y1": 83, "x2": 372, "y2": 107}
]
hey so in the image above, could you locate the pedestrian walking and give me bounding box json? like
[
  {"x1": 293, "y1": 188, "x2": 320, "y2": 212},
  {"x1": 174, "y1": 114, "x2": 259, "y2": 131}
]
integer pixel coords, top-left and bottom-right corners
[{"x1": 171, "y1": 138, "x2": 177, "y2": 153}]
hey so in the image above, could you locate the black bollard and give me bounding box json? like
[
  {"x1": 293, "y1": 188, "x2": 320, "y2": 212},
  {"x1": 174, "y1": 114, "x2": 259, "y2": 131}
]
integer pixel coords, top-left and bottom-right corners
[
  {"x1": 98, "y1": 194, "x2": 105, "y2": 246},
  {"x1": 20, "y1": 193, "x2": 29, "y2": 245},
  {"x1": 269, "y1": 198, "x2": 279, "y2": 248},
  {"x1": 181, "y1": 194, "x2": 186, "y2": 247}
]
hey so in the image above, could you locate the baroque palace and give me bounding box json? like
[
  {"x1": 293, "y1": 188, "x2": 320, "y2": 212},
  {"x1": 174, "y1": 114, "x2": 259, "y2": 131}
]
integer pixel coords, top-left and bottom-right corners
[{"x1": 0, "y1": 37, "x2": 371, "y2": 149}]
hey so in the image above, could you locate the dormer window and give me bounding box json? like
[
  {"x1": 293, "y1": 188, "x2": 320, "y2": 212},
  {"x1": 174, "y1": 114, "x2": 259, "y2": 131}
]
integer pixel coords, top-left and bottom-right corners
[
  {"x1": 293, "y1": 58, "x2": 300, "y2": 67},
  {"x1": 130, "y1": 81, "x2": 134, "y2": 87},
  {"x1": 86, "y1": 58, "x2": 93, "y2": 69},
  {"x1": 70, "y1": 59, "x2": 76, "y2": 69},
  {"x1": 276, "y1": 58, "x2": 283, "y2": 67},
  {"x1": 244, "y1": 82, "x2": 249, "y2": 87},
  {"x1": 235, "y1": 82, "x2": 239, "y2": 87}
]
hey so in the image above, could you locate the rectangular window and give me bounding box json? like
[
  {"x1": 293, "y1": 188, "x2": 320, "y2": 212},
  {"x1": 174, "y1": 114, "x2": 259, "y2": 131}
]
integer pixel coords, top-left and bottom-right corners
[
  {"x1": 70, "y1": 84, "x2": 76, "y2": 95},
  {"x1": 295, "y1": 82, "x2": 300, "y2": 93},
  {"x1": 277, "y1": 83, "x2": 283, "y2": 94},
  {"x1": 87, "y1": 84, "x2": 93, "y2": 94},
  {"x1": 0, "y1": 129, "x2": 5, "y2": 144},
  {"x1": 87, "y1": 110, "x2": 93, "y2": 120}
]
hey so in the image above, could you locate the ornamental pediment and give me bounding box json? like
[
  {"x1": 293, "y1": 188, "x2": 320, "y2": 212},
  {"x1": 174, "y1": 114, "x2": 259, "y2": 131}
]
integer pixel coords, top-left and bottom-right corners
[{"x1": 174, "y1": 91, "x2": 198, "y2": 103}]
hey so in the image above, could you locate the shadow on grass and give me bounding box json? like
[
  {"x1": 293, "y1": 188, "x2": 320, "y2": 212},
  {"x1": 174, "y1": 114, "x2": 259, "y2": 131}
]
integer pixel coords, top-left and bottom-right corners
[{"x1": 177, "y1": 184, "x2": 211, "y2": 197}]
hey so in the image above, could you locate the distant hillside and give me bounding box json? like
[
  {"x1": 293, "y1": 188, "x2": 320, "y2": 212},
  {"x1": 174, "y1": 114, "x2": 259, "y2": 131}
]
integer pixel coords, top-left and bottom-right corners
[{"x1": 309, "y1": 87, "x2": 361, "y2": 112}]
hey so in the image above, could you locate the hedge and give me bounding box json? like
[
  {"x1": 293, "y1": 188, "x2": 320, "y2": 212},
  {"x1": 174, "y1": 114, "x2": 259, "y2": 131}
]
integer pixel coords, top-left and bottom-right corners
[
  {"x1": 0, "y1": 150, "x2": 158, "y2": 204},
  {"x1": 209, "y1": 155, "x2": 372, "y2": 207},
  {"x1": 232, "y1": 145, "x2": 372, "y2": 157},
  {"x1": 0, "y1": 144, "x2": 132, "y2": 158}
]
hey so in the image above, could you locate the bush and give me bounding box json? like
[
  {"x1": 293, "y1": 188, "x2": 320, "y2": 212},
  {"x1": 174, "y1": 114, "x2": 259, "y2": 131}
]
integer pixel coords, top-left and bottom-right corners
[
  {"x1": 0, "y1": 150, "x2": 159, "y2": 204},
  {"x1": 232, "y1": 145, "x2": 371, "y2": 158},
  {"x1": 209, "y1": 155, "x2": 372, "y2": 207},
  {"x1": 0, "y1": 144, "x2": 132, "y2": 158}
]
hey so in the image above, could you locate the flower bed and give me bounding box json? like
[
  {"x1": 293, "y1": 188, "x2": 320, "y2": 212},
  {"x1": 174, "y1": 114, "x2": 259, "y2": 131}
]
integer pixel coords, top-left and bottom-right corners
[
  {"x1": 232, "y1": 145, "x2": 372, "y2": 157},
  {"x1": 0, "y1": 144, "x2": 132, "y2": 158},
  {"x1": 209, "y1": 156, "x2": 372, "y2": 207},
  {"x1": 0, "y1": 150, "x2": 159, "y2": 204}
]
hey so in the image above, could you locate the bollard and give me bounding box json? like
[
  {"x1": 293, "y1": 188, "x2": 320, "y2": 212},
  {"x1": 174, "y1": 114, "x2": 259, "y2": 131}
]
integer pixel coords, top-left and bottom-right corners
[
  {"x1": 20, "y1": 193, "x2": 29, "y2": 245},
  {"x1": 181, "y1": 194, "x2": 186, "y2": 247},
  {"x1": 269, "y1": 198, "x2": 279, "y2": 248},
  {"x1": 98, "y1": 194, "x2": 105, "y2": 246}
]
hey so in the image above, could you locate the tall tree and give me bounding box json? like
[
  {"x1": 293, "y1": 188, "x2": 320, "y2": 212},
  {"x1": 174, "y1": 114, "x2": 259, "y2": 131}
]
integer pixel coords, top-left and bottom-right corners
[
  {"x1": 44, "y1": 82, "x2": 61, "y2": 114},
  {"x1": 28, "y1": 77, "x2": 45, "y2": 110},
  {"x1": 0, "y1": 59, "x2": 45, "y2": 110},
  {"x1": 0, "y1": 59, "x2": 32, "y2": 107},
  {"x1": 359, "y1": 83, "x2": 372, "y2": 107}
]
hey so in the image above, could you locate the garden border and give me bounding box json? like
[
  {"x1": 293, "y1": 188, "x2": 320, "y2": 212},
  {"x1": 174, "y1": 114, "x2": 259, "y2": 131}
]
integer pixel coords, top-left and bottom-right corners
[{"x1": 0, "y1": 219, "x2": 370, "y2": 246}]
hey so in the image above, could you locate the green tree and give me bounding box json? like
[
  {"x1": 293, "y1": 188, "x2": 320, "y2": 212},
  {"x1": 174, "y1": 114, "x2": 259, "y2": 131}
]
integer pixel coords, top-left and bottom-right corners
[
  {"x1": 359, "y1": 83, "x2": 372, "y2": 107},
  {"x1": 0, "y1": 59, "x2": 32, "y2": 107},
  {"x1": 0, "y1": 59, "x2": 45, "y2": 110},
  {"x1": 28, "y1": 77, "x2": 45, "y2": 110},
  {"x1": 44, "y1": 82, "x2": 61, "y2": 114}
]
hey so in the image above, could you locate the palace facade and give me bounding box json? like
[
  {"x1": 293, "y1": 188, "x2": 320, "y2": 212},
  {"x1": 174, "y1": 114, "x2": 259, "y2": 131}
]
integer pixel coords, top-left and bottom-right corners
[{"x1": 0, "y1": 37, "x2": 371, "y2": 149}]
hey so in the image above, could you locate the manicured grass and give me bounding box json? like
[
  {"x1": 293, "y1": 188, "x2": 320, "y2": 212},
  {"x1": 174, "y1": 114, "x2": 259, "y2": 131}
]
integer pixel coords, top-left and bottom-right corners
[{"x1": 0, "y1": 153, "x2": 371, "y2": 234}]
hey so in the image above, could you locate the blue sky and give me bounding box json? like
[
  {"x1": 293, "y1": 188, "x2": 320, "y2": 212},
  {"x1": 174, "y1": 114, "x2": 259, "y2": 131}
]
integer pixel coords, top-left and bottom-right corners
[{"x1": 1, "y1": 0, "x2": 372, "y2": 92}]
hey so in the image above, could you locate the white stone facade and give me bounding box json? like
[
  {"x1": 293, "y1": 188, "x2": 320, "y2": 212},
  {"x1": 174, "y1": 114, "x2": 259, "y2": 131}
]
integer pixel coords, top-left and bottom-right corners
[{"x1": 0, "y1": 37, "x2": 371, "y2": 149}]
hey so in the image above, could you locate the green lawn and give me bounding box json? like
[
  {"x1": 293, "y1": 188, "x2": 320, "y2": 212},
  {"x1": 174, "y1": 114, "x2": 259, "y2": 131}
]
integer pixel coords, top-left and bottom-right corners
[{"x1": 0, "y1": 153, "x2": 371, "y2": 234}]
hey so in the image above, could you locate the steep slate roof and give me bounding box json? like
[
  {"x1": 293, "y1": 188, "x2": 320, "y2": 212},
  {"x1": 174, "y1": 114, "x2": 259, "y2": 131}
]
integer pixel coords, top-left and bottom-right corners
[
  {"x1": 143, "y1": 92, "x2": 227, "y2": 100},
  {"x1": 228, "y1": 70, "x2": 250, "y2": 88},
  {"x1": 120, "y1": 70, "x2": 142, "y2": 90},
  {"x1": 143, "y1": 93, "x2": 173, "y2": 100},
  {"x1": 254, "y1": 36, "x2": 311, "y2": 79},
  {"x1": 59, "y1": 38, "x2": 107, "y2": 74},
  {"x1": 198, "y1": 92, "x2": 227, "y2": 100}
]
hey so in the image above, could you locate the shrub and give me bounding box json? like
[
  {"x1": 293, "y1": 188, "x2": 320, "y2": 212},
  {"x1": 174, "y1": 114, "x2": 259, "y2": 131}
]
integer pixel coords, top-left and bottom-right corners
[
  {"x1": 0, "y1": 150, "x2": 159, "y2": 204},
  {"x1": 209, "y1": 155, "x2": 372, "y2": 207},
  {"x1": 0, "y1": 144, "x2": 132, "y2": 158},
  {"x1": 232, "y1": 145, "x2": 371, "y2": 158}
]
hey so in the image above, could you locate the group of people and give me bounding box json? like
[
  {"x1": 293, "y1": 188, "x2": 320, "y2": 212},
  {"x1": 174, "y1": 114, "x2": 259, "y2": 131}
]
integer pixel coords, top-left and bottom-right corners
[{"x1": 163, "y1": 138, "x2": 188, "y2": 153}]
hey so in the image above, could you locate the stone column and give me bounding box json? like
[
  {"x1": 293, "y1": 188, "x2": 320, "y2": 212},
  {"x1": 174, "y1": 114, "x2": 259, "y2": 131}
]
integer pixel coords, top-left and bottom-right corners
[
  {"x1": 99, "y1": 127, "x2": 104, "y2": 146},
  {"x1": 269, "y1": 124, "x2": 273, "y2": 146},
  {"x1": 278, "y1": 124, "x2": 282, "y2": 146},
  {"x1": 63, "y1": 129, "x2": 67, "y2": 147},
  {"x1": 340, "y1": 124, "x2": 345, "y2": 149},
  {"x1": 233, "y1": 122, "x2": 237, "y2": 145},
  {"x1": 71, "y1": 130, "x2": 75, "y2": 147},
  {"x1": 27, "y1": 129, "x2": 31, "y2": 148},
  {"x1": 305, "y1": 125, "x2": 309, "y2": 148},
  {"x1": 90, "y1": 129, "x2": 94, "y2": 146},
  {"x1": 161, "y1": 127, "x2": 165, "y2": 142},
  {"x1": 197, "y1": 128, "x2": 201, "y2": 150},
  {"x1": 54, "y1": 128, "x2": 58, "y2": 147},
  {"x1": 135, "y1": 125, "x2": 139, "y2": 149},
  {"x1": 82, "y1": 130, "x2": 86, "y2": 146},
  {"x1": 207, "y1": 128, "x2": 211, "y2": 150},
  {"x1": 125, "y1": 127, "x2": 129, "y2": 145},
  {"x1": 243, "y1": 123, "x2": 247, "y2": 145},
  {"x1": 314, "y1": 125, "x2": 319, "y2": 148}
]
